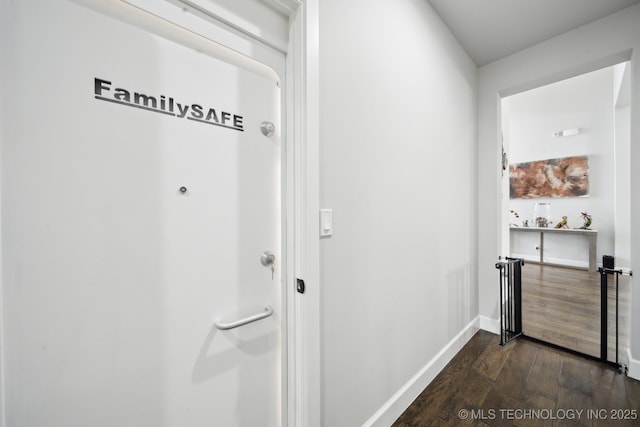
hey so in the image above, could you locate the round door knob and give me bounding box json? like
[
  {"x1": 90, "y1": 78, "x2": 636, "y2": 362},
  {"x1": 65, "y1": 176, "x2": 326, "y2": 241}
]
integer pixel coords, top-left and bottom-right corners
[
  {"x1": 260, "y1": 121, "x2": 275, "y2": 137},
  {"x1": 261, "y1": 251, "x2": 275, "y2": 266}
]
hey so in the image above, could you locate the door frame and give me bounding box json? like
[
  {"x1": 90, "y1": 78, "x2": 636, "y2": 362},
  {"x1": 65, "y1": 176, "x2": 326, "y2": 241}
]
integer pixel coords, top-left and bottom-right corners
[
  {"x1": 479, "y1": 44, "x2": 640, "y2": 379},
  {"x1": 283, "y1": 3, "x2": 321, "y2": 427},
  {"x1": 498, "y1": 61, "x2": 633, "y2": 369},
  {"x1": 0, "y1": 0, "x2": 321, "y2": 426}
]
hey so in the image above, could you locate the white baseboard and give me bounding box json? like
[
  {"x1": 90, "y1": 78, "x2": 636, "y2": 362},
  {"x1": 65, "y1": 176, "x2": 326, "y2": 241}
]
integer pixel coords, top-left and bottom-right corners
[
  {"x1": 627, "y1": 348, "x2": 640, "y2": 380},
  {"x1": 361, "y1": 317, "x2": 480, "y2": 427},
  {"x1": 478, "y1": 315, "x2": 500, "y2": 335}
]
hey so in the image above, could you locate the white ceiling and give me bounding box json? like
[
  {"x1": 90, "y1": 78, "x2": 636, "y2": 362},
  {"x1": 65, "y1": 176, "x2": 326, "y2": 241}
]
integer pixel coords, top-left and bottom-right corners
[{"x1": 426, "y1": 0, "x2": 640, "y2": 66}]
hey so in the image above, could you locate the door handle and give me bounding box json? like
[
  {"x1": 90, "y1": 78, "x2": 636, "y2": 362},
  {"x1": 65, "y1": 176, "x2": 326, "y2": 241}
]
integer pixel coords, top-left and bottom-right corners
[
  {"x1": 261, "y1": 251, "x2": 275, "y2": 267},
  {"x1": 214, "y1": 305, "x2": 273, "y2": 330}
]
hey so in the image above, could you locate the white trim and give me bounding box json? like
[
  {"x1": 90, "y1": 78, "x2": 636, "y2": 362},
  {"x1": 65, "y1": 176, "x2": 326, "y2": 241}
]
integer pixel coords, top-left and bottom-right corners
[
  {"x1": 0, "y1": 7, "x2": 5, "y2": 421},
  {"x1": 479, "y1": 315, "x2": 501, "y2": 335},
  {"x1": 361, "y1": 318, "x2": 481, "y2": 427},
  {"x1": 119, "y1": 0, "x2": 284, "y2": 78},
  {"x1": 285, "y1": 7, "x2": 300, "y2": 426},
  {"x1": 293, "y1": 2, "x2": 321, "y2": 426},
  {"x1": 0, "y1": 2, "x2": 4, "y2": 427},
  {"x1": 627, "y1": 348, "x2": 640, "y2": 380},
  {"x1": 173, "y1": 0, "x2": 289, "y2": 54},
  {"x1": 264, "y1": 0, "x2": 302, "y2": 15}
]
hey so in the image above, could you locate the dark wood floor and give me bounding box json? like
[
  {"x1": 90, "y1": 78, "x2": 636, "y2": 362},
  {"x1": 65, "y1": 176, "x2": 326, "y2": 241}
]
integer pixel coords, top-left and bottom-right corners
[{"x1": 393, "y1": 330, "x2": 640, "y2": 427}]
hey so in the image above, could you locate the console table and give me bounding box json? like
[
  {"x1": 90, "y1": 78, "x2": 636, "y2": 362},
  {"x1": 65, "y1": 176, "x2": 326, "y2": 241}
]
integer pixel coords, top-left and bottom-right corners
[{"x1": 509, "y1": 227, "x2": 598, "y2": 272}]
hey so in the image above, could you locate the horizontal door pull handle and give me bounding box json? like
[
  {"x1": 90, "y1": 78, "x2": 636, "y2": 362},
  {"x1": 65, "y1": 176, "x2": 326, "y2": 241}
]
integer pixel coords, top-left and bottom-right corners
[{"x1": 214, "y1": 305, "x2": 273, "y2": 330}]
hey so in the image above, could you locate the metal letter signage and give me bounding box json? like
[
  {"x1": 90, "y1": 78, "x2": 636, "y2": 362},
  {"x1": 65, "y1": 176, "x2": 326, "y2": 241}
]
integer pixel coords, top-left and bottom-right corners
[{"x1": 93, "y1": 77, "x2": 244, "y2": 132}]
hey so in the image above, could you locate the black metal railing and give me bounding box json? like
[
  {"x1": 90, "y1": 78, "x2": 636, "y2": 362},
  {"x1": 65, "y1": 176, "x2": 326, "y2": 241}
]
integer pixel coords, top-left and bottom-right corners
[
  {"x1": 495, "y1": 255, "x2": 632, "y2": 371},
  {"x1": 495, "y1": 257, "x2": 524, "y2": 346},
  {"x1": 598, "y1": 267, "x2": 633, "y2": 366}
]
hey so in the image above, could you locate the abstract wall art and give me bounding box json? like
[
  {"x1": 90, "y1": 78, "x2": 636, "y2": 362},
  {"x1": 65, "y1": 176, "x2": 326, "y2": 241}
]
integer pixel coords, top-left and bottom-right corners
[{"x1": 509, "y1": 155, "x2": 589, "y2": 199}]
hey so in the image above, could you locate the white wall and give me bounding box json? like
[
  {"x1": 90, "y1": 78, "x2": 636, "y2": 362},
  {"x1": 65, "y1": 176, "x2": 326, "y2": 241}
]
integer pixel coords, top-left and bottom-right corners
[
  {"x1": 0, "y1": 2, "x2": 6, "y2": 423},
  {"x1": 614, "y1": 63, "x2": 631, "y2": 269},
  {"x1": 478, "y1": 3, "x2": 640, "y2": 378},
  {"x1": 319, "y1": 1, "x2": 477, "y2": 425},
  {"x1": 505, "y1": 67, "x2": 616, "y2": 268}
]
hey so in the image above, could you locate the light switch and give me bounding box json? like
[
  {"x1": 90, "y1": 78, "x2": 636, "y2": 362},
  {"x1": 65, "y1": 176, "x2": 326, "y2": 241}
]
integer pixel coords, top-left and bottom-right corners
[{"x1": 320, "y1": 209, "x2": 333, "y2": 237}]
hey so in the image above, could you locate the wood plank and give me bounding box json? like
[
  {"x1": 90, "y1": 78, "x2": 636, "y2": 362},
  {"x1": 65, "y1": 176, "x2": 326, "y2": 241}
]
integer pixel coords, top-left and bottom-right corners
[
  {"x1": 521, "y1": 264, "x2": 630, "y2": 359},
  {"x1": 472, "y1": 339, "x2": 514, "y2": 381},
  {"x1": 522, "y1": 349, "x2": 561, "y2": 401},
  {"x1": 491, "y1": 339, "x2": 539, "y2": 399},
  {"x1": 392, "y1": 331, "x2": 496, "y2": 426},
  {"x1": 393, "y1": 331, "x2": 640, "y2": 427}
]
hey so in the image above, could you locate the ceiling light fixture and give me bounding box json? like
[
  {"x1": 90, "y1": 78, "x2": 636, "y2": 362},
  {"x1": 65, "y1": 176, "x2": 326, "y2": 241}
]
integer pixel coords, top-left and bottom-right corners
[{"x1": 553, "y1": 128, "x2": 580, "y2": 138}]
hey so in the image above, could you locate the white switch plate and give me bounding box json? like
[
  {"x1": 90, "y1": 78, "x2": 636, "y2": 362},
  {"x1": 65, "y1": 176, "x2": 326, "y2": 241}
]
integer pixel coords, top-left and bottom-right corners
[{"x1": 320, "y1": 209, "x2": 333, "y2": 237}]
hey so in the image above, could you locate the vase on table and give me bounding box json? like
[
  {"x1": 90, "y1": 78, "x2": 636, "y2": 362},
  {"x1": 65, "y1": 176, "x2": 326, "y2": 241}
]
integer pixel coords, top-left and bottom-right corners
[{"x1": 533, "y1": 202, "x2": 552, "y2": 228}]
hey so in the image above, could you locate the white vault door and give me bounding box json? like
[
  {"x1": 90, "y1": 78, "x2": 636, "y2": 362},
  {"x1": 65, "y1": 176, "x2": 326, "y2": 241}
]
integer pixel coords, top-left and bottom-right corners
[
  {"x1": 161, "y1": 46, "x2": 282, "y2": 427},
  {"x1": 0, "y1": 1, "x2": 282, "y2": 426}
]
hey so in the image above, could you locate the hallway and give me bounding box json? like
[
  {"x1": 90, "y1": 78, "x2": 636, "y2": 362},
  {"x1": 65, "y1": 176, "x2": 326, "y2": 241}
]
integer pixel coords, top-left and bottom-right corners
[{"x1": 2, "y1": 1, "x2": 640, "y2": 426}]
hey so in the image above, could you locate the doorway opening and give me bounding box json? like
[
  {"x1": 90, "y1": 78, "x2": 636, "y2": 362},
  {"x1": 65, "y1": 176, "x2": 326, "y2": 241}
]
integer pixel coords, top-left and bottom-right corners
[{"x1": 500, "y1": 63, "x2": 632, "y2": 368}]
